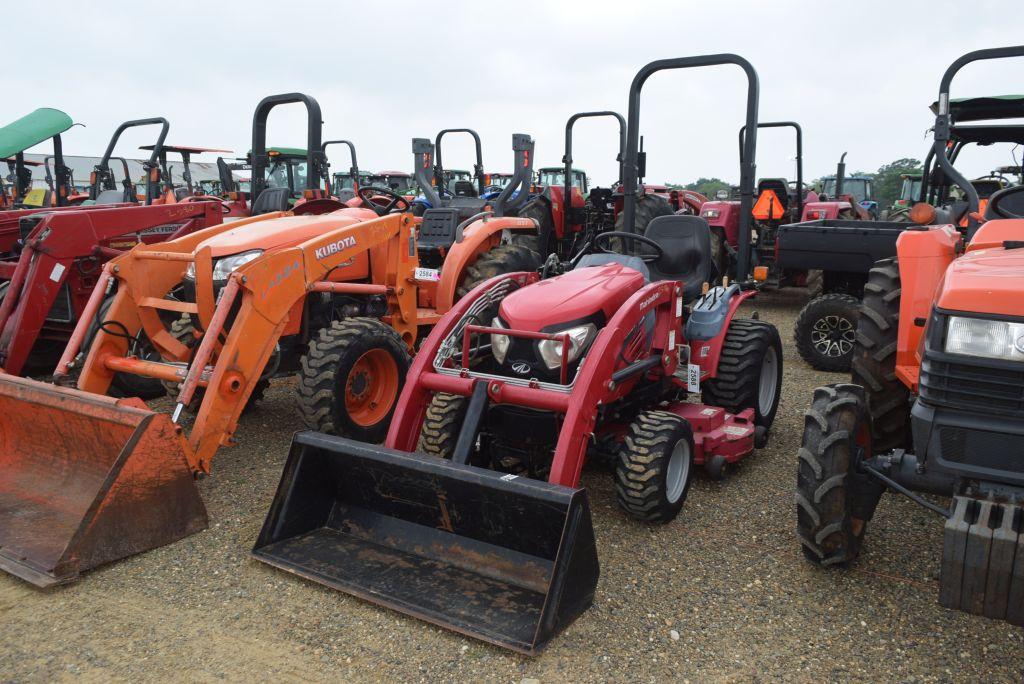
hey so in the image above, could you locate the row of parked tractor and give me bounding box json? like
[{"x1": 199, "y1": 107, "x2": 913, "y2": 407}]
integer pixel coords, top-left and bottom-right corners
[{"x1": 0, "y1": 46, "x2": 1022, "y2": 654}]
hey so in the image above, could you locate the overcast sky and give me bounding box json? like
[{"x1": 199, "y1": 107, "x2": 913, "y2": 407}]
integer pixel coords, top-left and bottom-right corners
[{"x1": 8, "y1": 1, "x2": 1022, "y2": 188}]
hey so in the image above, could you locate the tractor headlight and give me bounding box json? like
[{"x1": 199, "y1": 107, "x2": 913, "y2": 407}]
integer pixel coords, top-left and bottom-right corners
[
  {"x1": 703, "y1": 209, "x2": 720, "y2": 219},
  {"x1": 945, "y1": 316, "x2": 1024, "y2": 362},
  {"x1": 490, "y1": 318, "x2": 510, "y2": 364},
  {"x1": 211, "y1": 249, "x2": 264, "y2": 283},
  {"x1": 537, "y1": 323, "x2": 597, "y2": 370}
]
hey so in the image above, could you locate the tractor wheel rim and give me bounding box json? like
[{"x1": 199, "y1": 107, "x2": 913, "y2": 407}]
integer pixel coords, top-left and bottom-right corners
[
  {"x1": 344, "y1": 349, "x2": 399, "y2": 427},
  {"x1": 666, "y1": 438, "x2": 691, "y2": 504},
  {"x1": 810, "y1": 315, "x2": 855, "y2": 357},
  {"x1": 758, "y1": 346, "x2": 779, "y2": 416}
]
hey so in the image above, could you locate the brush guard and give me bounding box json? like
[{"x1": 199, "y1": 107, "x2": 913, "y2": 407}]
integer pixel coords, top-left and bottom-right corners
[
  {"x1": 253, "y1": 431, "x2": 599, "y2": 654},
  {"x1": 0, "y1": 375, "x2": 206, "y2": 587}
]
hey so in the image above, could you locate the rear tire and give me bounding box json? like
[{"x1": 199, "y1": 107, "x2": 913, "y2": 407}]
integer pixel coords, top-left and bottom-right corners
[
  {"x1": 851, "y1": 258, "x2": 910, "y2": 452},
  {"x1": 511, "y1": 197, "x2": 550, "y2": 254},
  {"x1": 701, "y1": 318, "x2": 783, "y2": 432},
  {"x1": 455, "y1": 243, "x2": 542, "y2": 300},
  {"x1": 615, "y1": 410, "x2": 695, "y2": 523},
  {"x1": 297, "y1": 318, "x2": 410, "y2": 442},
  {"x1": 794, "y1": 293, "x2": 859, "y2": 372},
  {"x1": 805, "y1": 270, "x2": 823, "y2": 299},
  {"x1": 796, "y1": 384, "x2": 884, "y2": 565},
  {"x1": 709, "y1": 227, "x2": 729, "y2": 280},
  {"x1": 614, "y1": 193, "x2": 673, "y2": 234},
  {"x1": 417, "y1": 392, "x2": 468, "y2": 459}
]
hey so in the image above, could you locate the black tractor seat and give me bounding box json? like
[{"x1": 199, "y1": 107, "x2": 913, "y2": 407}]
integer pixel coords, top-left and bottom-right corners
[
  {"x1": 643, "y1": 214, "x2": 713, "y2": 302},
  {"x1": 985, "y1": 185, "x2": 1024, "y2": 220},
  {"x1": 251, "y1": 187, "x2": 291, "y2": 215}
]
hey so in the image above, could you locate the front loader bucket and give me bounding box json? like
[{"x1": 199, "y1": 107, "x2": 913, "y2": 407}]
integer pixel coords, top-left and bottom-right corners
[
  {"x1": 253, "y1": 431, "x2": 599, "y2": 654},
  {"x1": 0, "y1": 375, "x2": 207, "y2": 587}
]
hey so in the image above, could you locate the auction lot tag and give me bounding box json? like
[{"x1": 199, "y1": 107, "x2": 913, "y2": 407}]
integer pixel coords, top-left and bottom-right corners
[
  {"x1": 687, "y1": 364, "x2": 700, "y2": 393},
  {"x1": 49, "y1": 262, "x2": 66, "y2": 282},
  {"x1": 414, "y1": 267, "x2": 441, "y2": 281}
]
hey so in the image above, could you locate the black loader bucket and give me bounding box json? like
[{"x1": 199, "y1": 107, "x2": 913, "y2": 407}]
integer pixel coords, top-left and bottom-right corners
[
  {"x1": 0, "y1": 375, "x2": 208, "y2": 587},
  {"x1": 253, "y1": 431, "x2": 599, "y2": 654}
]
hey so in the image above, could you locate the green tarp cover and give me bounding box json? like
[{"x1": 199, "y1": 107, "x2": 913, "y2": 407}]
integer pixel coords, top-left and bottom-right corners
[
  {"x1": 930, "y1": 95, "x2": 1024, "y2": 121},
  {"x1": 0, "y1": 108, "x2": 74, "y2": 158}
]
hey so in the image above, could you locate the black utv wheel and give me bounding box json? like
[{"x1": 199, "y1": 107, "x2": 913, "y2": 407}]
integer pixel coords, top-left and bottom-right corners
[
  {"x1": 796, "y1": 383, "x2": 884, "y2": 565},
  {"x1": 297, "y1": 318, "x2": 410, "y2": 442},
  {"x1": 702, "y1": 318, "x2": 783, "y2": 436},
  {"x1": 614, "y1": 193, "x2": 673, "y2": 234},
  {"x1": 455, "y1": 242, "x2": 542, "y2": 300},
  {"x1": 417, "y1": 392, "x2": 468, "y2": 459},
  {"x1": 615, "y1": 410, "x2": 695, "y2": 523},
  {"x1": 794, "y1": 293, "x2": 860, "y2": 372},
  {"x1": 851, "y1": 258, "x2": 911, "y2": 452}
]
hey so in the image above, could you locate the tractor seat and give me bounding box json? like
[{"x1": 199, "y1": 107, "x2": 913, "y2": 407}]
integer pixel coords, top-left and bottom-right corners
[
  {"x1": 174, "y1": 187, "x2": 191, "y2": 201},
  {"x1": 95, "y1": 189, "x2": 126, "y2": 204},
  {"x1": 447, "y1": 195, "x2": 488, "y2": 220},
  {"x1": 453, "y1": 180, "x2": 478, "y2": 198},
  {"x1": 643, "y1": 214, "x2": 713, "y2": 302},
  {"x1": 251, "y1": 187, "x2": 291, "y2": 215},
  {"x1": 573, "y1": 253, "x2": 651, "y2": 281},
  {"x1": 417, "y1": 208, "x2": 461, "y2": 252},
  {"x1": 756, "y1": 178, "x2": 790, "y2": 210}
]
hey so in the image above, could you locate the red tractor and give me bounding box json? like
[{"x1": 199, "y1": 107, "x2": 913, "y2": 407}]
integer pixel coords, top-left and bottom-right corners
[
  {"x1": 253, "y1": 53, "x2": 782, "y2": 655},
  {"x1": 796, "y1": 46, "x2": 1024, "y2": 627}
]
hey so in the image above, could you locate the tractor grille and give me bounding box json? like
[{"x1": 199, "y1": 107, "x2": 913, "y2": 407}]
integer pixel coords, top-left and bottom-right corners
[
  {"x1": 45, "y1": 284, "x2": 74, "y2": 323},
  {"x1": 919, "y1": 353, "x2": 1024, "y2": 419},
  {"x1": 939, "y1": 427, "x2": 1024, "y2": 475}
]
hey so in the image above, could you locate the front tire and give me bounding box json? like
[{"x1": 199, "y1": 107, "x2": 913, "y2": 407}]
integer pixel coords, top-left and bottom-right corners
[
  {"x1": 86, "y1": 296, "x2": 166, "y2": 400},
  {"x1": 794, "y1": 293, "x2": 859, "y2": 372},
  {"x1": 702, "y1": 318, "x2": 783, "y2": 432},
  {"x1": 297, "y1": 318, "x2": 410, "y2": 442},
  {"x1": 417, "y1": 392, "x2": 468, "y2": 459},
  {"x1": 615, "y1": 410, "x2": 695, "y2": 523},
  {"x1": 796, "y1": 384, "x2": 884, "y2": 565}
]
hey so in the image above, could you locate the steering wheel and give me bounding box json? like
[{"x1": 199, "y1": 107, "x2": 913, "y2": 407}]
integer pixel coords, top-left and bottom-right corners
[
  {"x1": 592, "y1": 231, "x2": 664, "y2": 263},
  {"x1": 987, "y1": 185, "x2": 1024, "y2": 219},
  {"x1": 358, "y1": 185, "x2": 410, "y2": 216}
]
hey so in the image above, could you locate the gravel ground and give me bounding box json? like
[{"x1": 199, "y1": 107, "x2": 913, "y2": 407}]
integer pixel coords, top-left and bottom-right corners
[{"x1": 1, "y1": 287, "x2": 1022, "y2": 682}]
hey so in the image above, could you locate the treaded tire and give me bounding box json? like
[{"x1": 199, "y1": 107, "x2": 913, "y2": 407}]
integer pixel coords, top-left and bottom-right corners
[
  {"x1": 297, "y1": 318, "x2": 410, "y2": 442},
  {"x1": 805, "y1": 270, "x2": 823, "y2": 299},
  {"x1": 794, "y1": 293, "x2": 860, "y2": 372},
  {"x1": 455, "y1": 243, "x2": 542, "y2": 300},
  {"x1": 614, "y1": 193, "x2": 673, "y2": 233},
  {"x1": 709, "y1": 228, "x2": 729, "y2": 280},
  {"x1": 162, "y1": 315, "x2": 268, "y2": 412},
  {"x1": 511, "y1": 196, "x2": 550, "y2": 254},
  {"x1": 701, "y1": 318, "x2": 783, "y2": 431},
  {"x1": 851, "y1": 258, "x2": 910, "y2": 452},
  {"x1": 615, "y1": 410, "x2": 695, "y2": 523},
  {"x1": 796, "y1": 383, "x2": 884, "y2": 565},
  {"x1": 85, "y1": 296, "x2": 166, "y2": 400},
  {"x1": 416, "y1": 392, "x2": 468, "y2": 458}
]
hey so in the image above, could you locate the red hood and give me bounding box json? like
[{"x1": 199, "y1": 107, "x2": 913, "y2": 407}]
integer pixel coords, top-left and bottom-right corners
[
  {"x1": 499, "y1": 263, "x2": 644, "y2": 330},
  {"x1": 936, "y1": 246, "x2": 1024, "y2": 318}
]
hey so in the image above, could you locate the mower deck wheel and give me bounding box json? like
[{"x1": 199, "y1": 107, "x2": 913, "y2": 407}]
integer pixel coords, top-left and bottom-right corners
[
  {"x1": 796, "y1": 383, "x2": 884, "y2": 566},
  {"x1": 851, "y1": 258, "x2": 910, "y2": 453},
  {"x1": 417, "y1": 392, "x2": 468, "y2": 459},
  {"x1": 297, "y1": 317, "x2": 410, "y2": 442},
  {"x1": 702, "y1": 318, "x2": 783, "y2": 432},
  {"x1": 794, "y1": 293, "x2": 860, "y2": 372},
  {"x1": 615, "y1": 410, "x2": 694, "y2": 523}
]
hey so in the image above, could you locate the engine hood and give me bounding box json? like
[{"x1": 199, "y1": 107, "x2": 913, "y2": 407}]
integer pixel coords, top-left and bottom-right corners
[
  {"x1": 499, "y1": 263, "x2": 645, "y2": 331},
  {"x1": 196, "y1": 208, "x2": 378, "y2": 258},
  {"x1": 936, "y1": 246, "x2": 1024, "y2": 318}
]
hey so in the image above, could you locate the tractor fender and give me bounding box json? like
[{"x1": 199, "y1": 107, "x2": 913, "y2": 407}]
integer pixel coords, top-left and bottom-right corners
[
  {"x1": 688, "y1": 288, "x2": 757, "y2": 380},
  {"x1": 434, "y1": 216, "x2": 536, "y2": 313}
]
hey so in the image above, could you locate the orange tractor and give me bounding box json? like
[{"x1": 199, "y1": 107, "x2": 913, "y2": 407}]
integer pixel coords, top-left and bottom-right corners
[
  {"x1": 0, "y1": 92, "x2": 543, "y2": 587},
  {"x1": 796, "y1": 46, "x2": 1024, "y2": 626}
]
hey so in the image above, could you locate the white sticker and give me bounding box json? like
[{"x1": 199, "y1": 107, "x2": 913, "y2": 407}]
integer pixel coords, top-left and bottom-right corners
[
  {"x1": 723, "y1": 425, "x2": 748, "y2": 437},
  {"x1": 687, "y1": 364, "x2": 700, "y2": 393},
  {"x1": 667, "y1": 330, "x2": 676, "y2": 352},
  {"x1": 415, "y1": 267, "x2": 441, "y2": 282},
  {"x1": 49, "y1": 262, "x2": 66, "y2": 282},
  {"x1": 701, "y1": 408, "x2": 717, "y2": 416},
  {"x1": 676, "y1": 296, "x2": 683, "y2": 318},
  {"x1": 499, "y1": 473, "x2": 519, "y2": 482}
]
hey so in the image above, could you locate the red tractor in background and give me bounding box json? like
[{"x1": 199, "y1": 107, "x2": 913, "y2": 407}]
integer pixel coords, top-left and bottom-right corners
[
  {"x1": 796, "y1": 45, "x2": 1024, "y2": 628},
  {"x1": 253, "y1": 52, "x2": 782, "y2": 655}
]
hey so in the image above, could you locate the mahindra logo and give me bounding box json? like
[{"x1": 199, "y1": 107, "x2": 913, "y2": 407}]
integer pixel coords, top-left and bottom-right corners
[
  {"x1": 314, "y1": 235, "x2": 357, "y2": 260},
  {"x1": 511, "y1": 362, "x2": 531, "y2": 375}
]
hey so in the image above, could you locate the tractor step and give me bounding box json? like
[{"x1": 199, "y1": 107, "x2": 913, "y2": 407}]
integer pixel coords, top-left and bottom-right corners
[
  {"x1": 253, "y1": 431, "x2": 599, "y2": 654},
  {"x1": 939, "y1": 495, "x2": 1024, "y2": 625}
]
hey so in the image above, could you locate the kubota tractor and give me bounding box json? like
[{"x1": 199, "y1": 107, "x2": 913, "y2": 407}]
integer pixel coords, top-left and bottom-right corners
[
  {"x1": 0, "y1": 93, "x2": 543, "y2": 588},
  {"x1": 252, "y1": 53, "x2": 782, "y2": 655},
  {"x1": 796, "y1": 46, "x2": 1024, "y2": 627}
]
